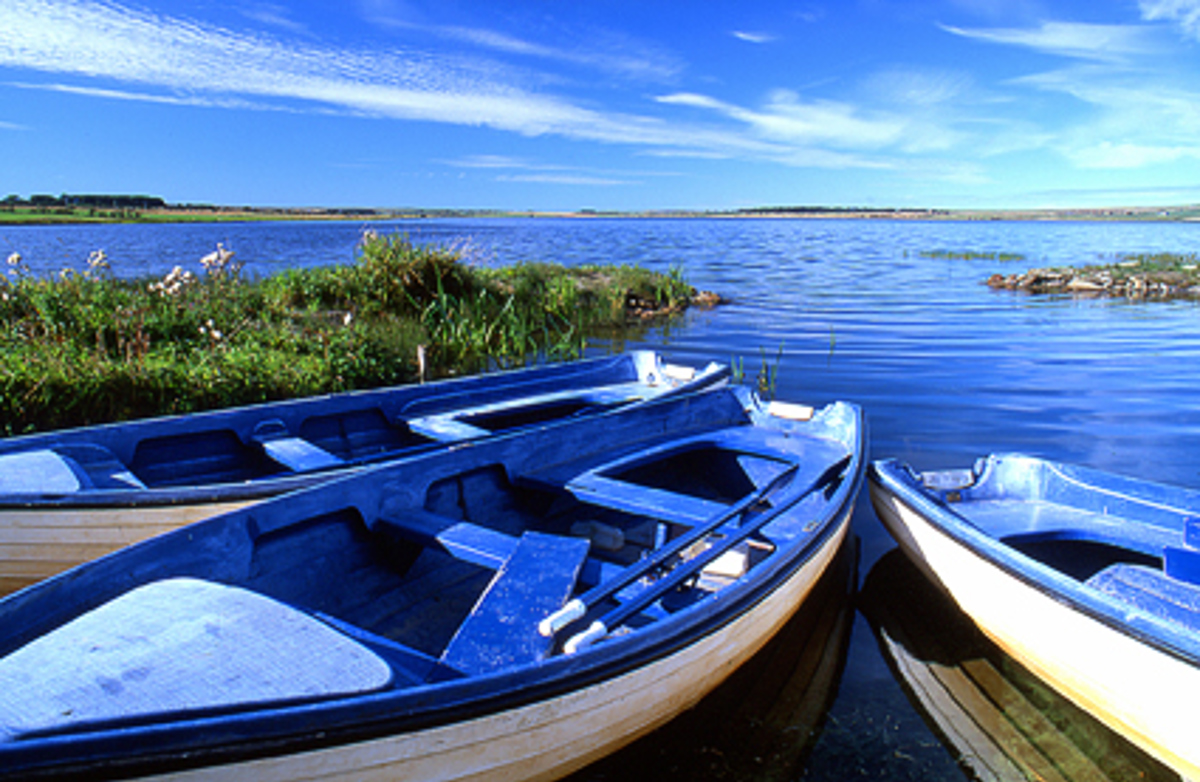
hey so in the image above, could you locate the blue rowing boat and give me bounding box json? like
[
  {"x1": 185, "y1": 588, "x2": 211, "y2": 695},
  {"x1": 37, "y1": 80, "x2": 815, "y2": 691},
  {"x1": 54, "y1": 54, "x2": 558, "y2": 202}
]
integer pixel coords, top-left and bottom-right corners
[
  {"x1": 869, "y1": 453, "x2": 1200, "y2": 780},
  {"x1": 0, "y1": 352, "x2": 725, "y2": 595},
  {"x1": 0, "y1": 386, "x2": 863, "y2": 780}
]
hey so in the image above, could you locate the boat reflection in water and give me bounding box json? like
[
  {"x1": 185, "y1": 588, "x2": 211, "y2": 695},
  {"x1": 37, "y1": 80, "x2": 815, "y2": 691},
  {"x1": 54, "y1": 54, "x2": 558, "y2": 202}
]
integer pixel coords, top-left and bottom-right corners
[
  {"x1": 567, "y1": 535, "x2": 856, "y2": 782},
  {"x1": 860, "y1": 550, "x2": 1180, "y2": 782}
]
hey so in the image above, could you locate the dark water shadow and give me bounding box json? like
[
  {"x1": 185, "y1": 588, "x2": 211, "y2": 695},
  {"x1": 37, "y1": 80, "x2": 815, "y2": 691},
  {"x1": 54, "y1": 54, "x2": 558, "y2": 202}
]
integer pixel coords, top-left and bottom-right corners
[
  {"x1": 859, "y1": 549, "x2": 1181, "y2": 782},
  {"x1": 566, "y1": 534, "x2": 858, "y2": 782}
]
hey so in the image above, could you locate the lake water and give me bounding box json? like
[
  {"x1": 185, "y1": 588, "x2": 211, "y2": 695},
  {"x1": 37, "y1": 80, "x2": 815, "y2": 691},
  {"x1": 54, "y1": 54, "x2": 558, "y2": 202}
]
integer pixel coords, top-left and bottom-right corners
[{"x1": 6, "y1": 216, "x2": 1199, "y2": 779}]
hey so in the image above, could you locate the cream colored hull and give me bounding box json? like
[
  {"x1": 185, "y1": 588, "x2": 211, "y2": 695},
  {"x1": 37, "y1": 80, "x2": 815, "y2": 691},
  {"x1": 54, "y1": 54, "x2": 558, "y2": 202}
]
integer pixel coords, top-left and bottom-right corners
[
  {"x1": 872, "y1": 488, "x2": 1200, "y2": 781},
  {"x1": 135, "y1": 513, "x2": 852, "y2": 782},
  {"x1": 0, "y1": 503, "x2": 251, "y2": 596}
]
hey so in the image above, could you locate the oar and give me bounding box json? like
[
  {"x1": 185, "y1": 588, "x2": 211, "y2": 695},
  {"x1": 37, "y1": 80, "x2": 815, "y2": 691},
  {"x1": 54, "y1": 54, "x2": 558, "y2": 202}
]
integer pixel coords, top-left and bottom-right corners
[
  {"x1": 539, "y1": 457, "x2": 827, "y2": 643},
  {"x1": 560, "y1": 454, "x2": 850, "y2": 653}
]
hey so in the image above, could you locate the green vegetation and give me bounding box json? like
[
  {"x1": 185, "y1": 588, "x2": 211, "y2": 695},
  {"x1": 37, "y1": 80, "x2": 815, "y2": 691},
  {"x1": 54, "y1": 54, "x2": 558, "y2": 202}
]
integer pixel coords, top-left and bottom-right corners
[
  {"x1": 732, "y1": 344, "x2": 783, "y2": 400},
  {"x1": 0, "y1": 206, "x2": 321, "y2": 225},
  {"x1": 1104, "y1": 251, "x2": 1200, "y2": 273},
  {"x1": 918, "y1": 249, "x2": 1027, "y2": 262},
  {"x1": 0, "y1": 232, "x2": 698, "y2": 435}
]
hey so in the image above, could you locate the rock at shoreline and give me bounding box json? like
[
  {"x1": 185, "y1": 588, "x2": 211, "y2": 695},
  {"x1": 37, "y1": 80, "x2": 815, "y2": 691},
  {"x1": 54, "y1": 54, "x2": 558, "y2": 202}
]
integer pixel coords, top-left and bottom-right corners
[{"x1": 986, "y1": 265, "x2": 1200, "y2": 300}]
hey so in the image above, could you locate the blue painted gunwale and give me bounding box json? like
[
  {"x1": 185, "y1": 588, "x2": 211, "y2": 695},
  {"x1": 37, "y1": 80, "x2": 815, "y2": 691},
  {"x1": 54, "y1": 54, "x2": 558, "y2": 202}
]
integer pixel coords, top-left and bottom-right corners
[
  {"x1": 868, "y1": 454, "x2": 1200, "y2": 667},
  {"x1": 0, "y1": 386, "x2": 865, "y2": 779},
  {"x1": 0, "y1": 351, "x2": 728, "y2": 507}
]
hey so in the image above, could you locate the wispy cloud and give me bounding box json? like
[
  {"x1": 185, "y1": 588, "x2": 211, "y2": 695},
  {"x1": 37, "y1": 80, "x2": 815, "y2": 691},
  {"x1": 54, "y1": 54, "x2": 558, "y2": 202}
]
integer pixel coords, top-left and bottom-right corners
[
  {"x1": 0, "y1": 119, "x2": 27, "y2": 130},
  {"x1": 940, "y1": 21, "x2": 1154, "y2": 61},
  {"x1": 444, "y1": 154, "x2": 677, "y2": 187},
  {"x1": 0, "y1": 1, "x2": 710, "y2": 151},
  {"x1": 657, "y1": 90, "x2": 903, "y2": 150},
  {"x1": 7, "y1": 81, "x2": 297, "y2": 112},
  {"x1": 1067, "y1": 141, "x2": 1200, "y2": 169},
  {"x1": 731, "y1": 31, "x2": 775, "y2": 44},
  {"x1": 941, "y1": 16, "x2": 1200, "y2": 172},
  {"x1": 0, "y1": 0, "x2": 942, "y2": 173},
  {"x1": 361, "y1": 6, "x2": 683, "y2": 83},
  {"x1": 237, "y1": 3, "x2": 310, "y2": 36},
  {"x1": 1140, "y1": 0, "x2": 1200, "y2": 40},
  {"x1": 497, "y1": 173, "x2": 632, "y2": 186}
]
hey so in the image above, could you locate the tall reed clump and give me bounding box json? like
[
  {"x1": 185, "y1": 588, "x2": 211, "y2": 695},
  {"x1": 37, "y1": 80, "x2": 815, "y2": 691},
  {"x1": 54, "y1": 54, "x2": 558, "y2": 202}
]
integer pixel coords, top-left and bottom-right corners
[{"x1": 1, "y1": 233, "x2": 699, "y2": 434}]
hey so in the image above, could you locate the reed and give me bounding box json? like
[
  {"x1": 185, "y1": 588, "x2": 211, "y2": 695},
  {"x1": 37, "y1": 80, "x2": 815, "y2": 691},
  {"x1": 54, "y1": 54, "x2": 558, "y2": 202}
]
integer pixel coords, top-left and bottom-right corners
[{"x1": 1, "y1": 233, "x2": 699, "y2": 435}]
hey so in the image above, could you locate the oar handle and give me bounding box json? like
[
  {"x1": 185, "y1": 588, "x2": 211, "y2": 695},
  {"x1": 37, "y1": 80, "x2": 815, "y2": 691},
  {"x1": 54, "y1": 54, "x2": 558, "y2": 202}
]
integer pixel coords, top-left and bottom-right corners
[
  {"x1": 539, "y1": 598, "x2": 586, "y2": 637},
  {"x1": 563, "y1": 620, "x2": 608, "y2": 654}
]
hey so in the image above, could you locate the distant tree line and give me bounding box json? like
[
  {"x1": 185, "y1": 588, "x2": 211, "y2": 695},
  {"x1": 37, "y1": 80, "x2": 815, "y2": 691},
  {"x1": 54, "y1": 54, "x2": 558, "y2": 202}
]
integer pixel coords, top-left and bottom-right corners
[{"x1": 3, "y1": 193, "x2": 168, "y2": 210}]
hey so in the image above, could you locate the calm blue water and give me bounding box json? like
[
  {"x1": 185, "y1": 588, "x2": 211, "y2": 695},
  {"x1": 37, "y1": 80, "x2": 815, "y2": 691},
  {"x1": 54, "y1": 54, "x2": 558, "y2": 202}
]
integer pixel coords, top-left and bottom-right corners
[{"x1": 7, "y1": 217, "x2": 1199, "y2": 778}]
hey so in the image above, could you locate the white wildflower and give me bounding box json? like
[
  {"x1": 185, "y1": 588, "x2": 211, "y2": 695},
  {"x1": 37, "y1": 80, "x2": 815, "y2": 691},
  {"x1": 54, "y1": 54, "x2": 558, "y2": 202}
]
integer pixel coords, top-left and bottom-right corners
[
  {"x1": 199, "y1": 243, "x2": 236, "y2": 276},
  {"x1": 150, "y1": 266, "x2": 195, "y2": 297},
  {"x1": 6, "y1": 252, "x2": 20, "y2": 266},
  {"x1": 87, "y1": 249, "x2": 109, "y2": 270}
]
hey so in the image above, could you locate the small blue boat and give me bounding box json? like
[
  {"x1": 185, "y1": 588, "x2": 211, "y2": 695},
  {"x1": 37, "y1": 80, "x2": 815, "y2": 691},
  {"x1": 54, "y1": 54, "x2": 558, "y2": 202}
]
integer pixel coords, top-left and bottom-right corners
[
  {"x1": 0, "y1": 352, "x2": 726, "y2": 595},
  {"x1": 0, "y1": 386, "x2": 864, "y2": 780},
  {"x1": 860, "y1": 550, "x2": 1179, "y2": 782},
  {"x1": 869, "y1": 453, "x2": 1200, "y2": 780}
]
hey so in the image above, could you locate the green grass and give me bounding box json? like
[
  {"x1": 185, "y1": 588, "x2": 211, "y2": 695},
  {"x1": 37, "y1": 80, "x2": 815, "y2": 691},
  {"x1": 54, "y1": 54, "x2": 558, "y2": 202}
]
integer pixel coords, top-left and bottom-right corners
[
  {"x1": 918, "y1": 249, "x2": 1027, "y2": 261},
  {"x1": 0, "y1": 232, "x2": 697, "y2": 435},
  {"x1": 0, "y1": 207, "x2": 347, "y2": 224}
]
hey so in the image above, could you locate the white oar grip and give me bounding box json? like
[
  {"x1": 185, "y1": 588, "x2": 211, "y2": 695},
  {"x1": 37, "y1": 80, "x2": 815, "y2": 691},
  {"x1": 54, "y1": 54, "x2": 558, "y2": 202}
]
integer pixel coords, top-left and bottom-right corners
[
  {"x1": 539, "y1": 598, "x2": 587, "y2": 637},
  {"x1": 563, "y1": 621, "x2": 608, "y2": 654}
]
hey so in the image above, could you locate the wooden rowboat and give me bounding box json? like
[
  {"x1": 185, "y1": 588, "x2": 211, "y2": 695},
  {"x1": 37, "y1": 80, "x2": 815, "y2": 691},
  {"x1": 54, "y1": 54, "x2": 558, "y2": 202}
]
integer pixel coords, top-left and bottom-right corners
[
  {"x1": 861, "y1": 549, "x2": 1179, "y2": 782},
  {"x1": 869, "y1": 454, "x2": 1200, "y2": 780},
  {"x1": 0, "y1": 385, "x2": 864, "y2": 780},
  {"x1": 0, "y1": 351, "x2": 725, "y2": 595}
]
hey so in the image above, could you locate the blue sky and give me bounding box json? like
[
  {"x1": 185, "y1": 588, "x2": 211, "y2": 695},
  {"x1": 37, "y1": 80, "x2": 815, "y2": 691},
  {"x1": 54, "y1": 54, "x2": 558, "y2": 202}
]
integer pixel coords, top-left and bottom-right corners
[{"x1": 3, "y1": 1, "x2": 1200, "y2": 210}]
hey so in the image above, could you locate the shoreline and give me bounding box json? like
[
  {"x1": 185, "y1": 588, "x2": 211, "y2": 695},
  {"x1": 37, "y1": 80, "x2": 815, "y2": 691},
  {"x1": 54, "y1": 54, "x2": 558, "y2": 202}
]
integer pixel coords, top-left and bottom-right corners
[{"x1": 4, "y1": 205, "x2": 1200, "y2": 226}]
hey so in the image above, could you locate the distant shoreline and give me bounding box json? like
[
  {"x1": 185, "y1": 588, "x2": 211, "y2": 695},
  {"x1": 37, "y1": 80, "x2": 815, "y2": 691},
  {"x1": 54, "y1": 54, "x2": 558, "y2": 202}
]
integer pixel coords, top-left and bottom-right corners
[{"x1": 3, "y1": 204, "x2": 1198, "y2": 226}]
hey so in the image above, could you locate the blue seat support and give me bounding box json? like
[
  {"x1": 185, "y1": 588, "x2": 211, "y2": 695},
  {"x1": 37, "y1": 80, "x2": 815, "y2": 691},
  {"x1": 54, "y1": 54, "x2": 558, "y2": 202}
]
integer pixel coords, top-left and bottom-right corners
[
  {"x1": 441, "y1": 532, "x2": 590, "y2": 676},
  {"x1": 1088, "y1": 564, "x2": 1200, "y2": 633},
  {"x1": 258, "y1": 437, "x2": 345, "y2": 473}
]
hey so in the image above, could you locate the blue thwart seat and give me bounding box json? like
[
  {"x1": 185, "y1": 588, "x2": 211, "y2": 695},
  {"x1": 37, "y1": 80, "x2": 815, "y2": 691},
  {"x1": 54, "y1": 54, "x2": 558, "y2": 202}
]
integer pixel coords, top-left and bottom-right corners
[
  {"x1": 0, "y1": 578, "x2": 393, "y2": 740},
  {"x1": 258, "y1": 437, "x2": 346, "y2": 472},
  {"x1": 1087, "y1": 564, "x2": 1200, "y2": 634},
  {"x1": 251, "y1": 419, "x2": 346, "y2": 472},
  {"x1": 441, "y1": 532, "x2": 591, "y2": 676}
]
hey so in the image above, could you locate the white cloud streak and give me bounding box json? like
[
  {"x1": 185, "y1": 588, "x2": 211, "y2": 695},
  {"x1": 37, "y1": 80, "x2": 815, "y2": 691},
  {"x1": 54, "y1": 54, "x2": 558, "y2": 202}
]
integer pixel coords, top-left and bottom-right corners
[
  {"x1": 940, "y1": 21, "x2": 1154, "y2": 61},
  {"x1": 0, "y1": 0, "x2": 735, "y2": 155},
  {"x1": 0, "y1": 0, "x2": 935, "y2": 172},
  {"x1": 942, "y1": 16, "x2": 1200, "y2": 172},
  {"x1": 1140, "y1": 0, "x2": 1200, "y2": 40},
  {"x1": 731, "y1": 31, "x2": 775, "y2": 44}
]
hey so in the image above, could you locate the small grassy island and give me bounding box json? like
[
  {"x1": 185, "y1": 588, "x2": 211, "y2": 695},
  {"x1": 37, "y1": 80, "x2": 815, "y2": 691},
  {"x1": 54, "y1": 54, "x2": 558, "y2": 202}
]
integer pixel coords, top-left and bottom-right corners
[
  {"x1": 986, "y1": 252, "x2": 1200, "y2": 300},
  {"x1": 1, "y1": 232, "x2": 717, "y2": 436}
]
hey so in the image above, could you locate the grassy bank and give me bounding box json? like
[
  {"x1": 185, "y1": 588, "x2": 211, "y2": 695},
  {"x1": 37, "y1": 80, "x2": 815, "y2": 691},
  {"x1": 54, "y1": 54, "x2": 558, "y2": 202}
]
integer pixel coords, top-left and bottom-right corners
[
  {"x1": 0, "y1": 206, "x2": 322, "y2": 225},
  {"x1": 1, "y1": 232, "x2": 701, "y2": 435}
]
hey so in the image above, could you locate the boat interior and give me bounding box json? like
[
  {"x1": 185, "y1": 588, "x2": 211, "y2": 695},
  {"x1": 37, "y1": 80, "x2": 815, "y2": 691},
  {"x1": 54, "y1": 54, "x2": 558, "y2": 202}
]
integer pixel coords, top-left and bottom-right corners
[
  {"x1": 0, "y1": 405, "x2": 857, "y2": 741},
  {"x1": 0, "y1": 382, "x2": 669, "y2": 496},
  {"x1": 920, "y1": 455, "x2": 1200, "y2": 634}
]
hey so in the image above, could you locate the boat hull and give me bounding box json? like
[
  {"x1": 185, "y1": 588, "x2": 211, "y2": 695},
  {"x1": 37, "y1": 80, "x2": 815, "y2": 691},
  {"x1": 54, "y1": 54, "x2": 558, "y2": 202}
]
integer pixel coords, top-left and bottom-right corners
[
  {"x1": 0, "y1": 502, "x2": 251, "y2": 596},
  {"x1": 137, "y1": 515, "x2": 851, "y2": 782},
  {"x1": 869, "y1": 474, "x2": 1200, "y2": 781},
  {"x1": 0, "y1": 352, "x2": 725, "y2": 597},
  {"x1": 861, "y1": 550, "x2": 1178, "y2": 782}
]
